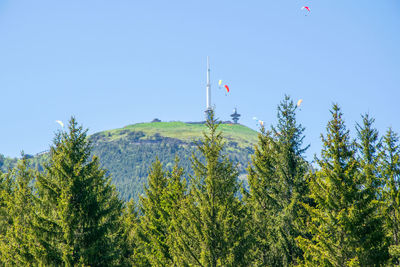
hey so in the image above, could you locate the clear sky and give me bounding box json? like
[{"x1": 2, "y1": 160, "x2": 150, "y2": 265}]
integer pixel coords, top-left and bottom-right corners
[{"x1": 1, "y1": 0, "x2": 399, "y2": 160}]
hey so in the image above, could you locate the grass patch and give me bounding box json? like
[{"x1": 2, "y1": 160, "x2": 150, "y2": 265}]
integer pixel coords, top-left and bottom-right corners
[{"x1": 102, "y1": 121, "x2": 258, "y2": 148}]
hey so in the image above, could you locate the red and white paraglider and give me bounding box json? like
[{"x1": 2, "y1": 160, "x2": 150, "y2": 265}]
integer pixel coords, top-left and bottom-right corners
[
  {"x1": 218, "y1": 79, "x2": 230, "y2": 96},
  {"x1": 301, "y1": 6, "x2": 310, "y2": 15},
  {"x1": 224, "y1": 85, "x2": 230, "y2": 93}
]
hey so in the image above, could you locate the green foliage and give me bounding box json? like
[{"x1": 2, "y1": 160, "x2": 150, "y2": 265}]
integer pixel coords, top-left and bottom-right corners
[
  {"x1": 0, "y1": 153, "x2": 18, "y2": 172},
  {"x1": 381, "y1": 128, "x2": 400, "y2": 264},
  {"x1": 171, "y1": 111, "x2": 252, "y2": 266},
  {"x1": 139, "y1": 159, "x2": 172, "y2": 265},
  {"x1": 1, "y1": 122, "x2": 256, "y2": 203},
  {"x1": 90, "y1": 130, "x2": 254, "y2": 202},
  {"x1": 119, "y1": 199, "x2": 149, "y2": 266},
  {"x1": 34, "y1": 117, "x2": 124, "y2": 266},
  {"x1": 354, "y1": 114, "x2": 388, "y2": 264},
  {"x1": 245, "y1": 95, "x2": 310, "y2": 266},
  {"x1": 0, "y1": 156, "x2": 37, "y2": 265},
  {"x1": 298, "y1": 105, "x2": 388, "y2": 266},
  {"x1": 1, "y1": 99, "x2": 400, "y2": 266},
  {"x1": 138, "y1": 158, "x2": 186, "y2": 266},
  {"x1": 0, "y1": 169, "x2": 12, "y2": 244}
]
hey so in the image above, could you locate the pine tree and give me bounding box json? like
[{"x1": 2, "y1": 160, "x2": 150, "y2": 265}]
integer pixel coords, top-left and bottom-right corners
[
  {"x1": 119, "y1": 199, "x2": 149, "y2": 266},
  {"x1": 381, "y1": 128, "x2": 400, "y2": 264},
  {"x1": 0, "y1": 156, "x2": 38, "y2": 265},
  {"x1": 244, "y1": 127, "x2": 278, "y2": 265},
  {"x1": 298, "y1": 105, "x2": 387, "y2": 266},
  {"x1": 34, "y1": 117, "x2": 123, "y2": 266},
  {"x1": 354, "y1": 114, "x2": 388, "y2": 264},
  {"x1": 245, "y1": 95, "x2": 309, "y2": 266},
  {"x1": 0, "y1": 168, "x2": 13, "y2": 260},
  {"x1": 139, "y1": 157, "x2": 186, "y2": 266},
  {"x1": 172, "y1": 110, "x2": 252, "y2": 266},
  {"x1": 164, "y1": 158, "x2": 187, "y2": 264},
  {"x1": 139, "y1": 159, "x2": 173, "y2": 266}
]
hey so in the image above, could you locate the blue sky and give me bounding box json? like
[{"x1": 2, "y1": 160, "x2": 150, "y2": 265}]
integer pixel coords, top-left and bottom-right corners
[{"x1": 0, "y1": 0, "x2": 399, "y2": 159}]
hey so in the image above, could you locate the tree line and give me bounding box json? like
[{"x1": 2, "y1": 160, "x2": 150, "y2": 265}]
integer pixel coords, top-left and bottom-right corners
[{"x1": 0, "y1": 96, "x2": 399, "y2": 266}]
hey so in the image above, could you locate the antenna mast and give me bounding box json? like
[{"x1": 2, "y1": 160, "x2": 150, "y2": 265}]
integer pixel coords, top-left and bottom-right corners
[{"x1": 205, "y1": 56, "x2": 212, "y2": 117}]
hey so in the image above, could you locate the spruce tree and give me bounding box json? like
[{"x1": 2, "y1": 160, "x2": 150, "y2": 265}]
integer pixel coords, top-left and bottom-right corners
[
  {"x1": 354, "y1": 114, "x2": 388, "y2": 264},
  {"x1": 0, "y1": 156, "x2": 38, "y2": 265},
  {"x1": 139, "y1": 159, "x2": 173, "y2": 266},
  {"x1": 381, "y1": 128, "x2": 400, "y2": 264},
  {"x1": 245, "y1": 95, "x2": 309, "y2": 266},
  {"x1": 172, "y1": 110, "x2": 251, "y2": 266},
  {"x1": 34, "y1": 117, "x2": 123, "y2": 266},
  {"x1": 164, "y1": 158, "x2": 186, "y2": 263},
  {"x1": 119, "y1": 199, "x2": 149, "y2": 266},
  {"x1": 139, "y1": 157, "x2": 186, "y2": 266},
  {"x1": 298, "y1": 105, "x2": 387, "y2": 266},
  {"x1": 244, "y1": 127, "x2": 278, "y2": 265},
  {"x1": 0, "y1": 168, "x2": 13, "y2": 259}
]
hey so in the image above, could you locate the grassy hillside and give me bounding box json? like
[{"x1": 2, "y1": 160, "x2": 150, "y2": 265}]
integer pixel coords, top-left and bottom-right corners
[
  {"x1": 103, "y1": 121, "x2": 258, "y2": 148},
  {"x1": 2, "y1": 121, "x2": 259, "y2": 201}
]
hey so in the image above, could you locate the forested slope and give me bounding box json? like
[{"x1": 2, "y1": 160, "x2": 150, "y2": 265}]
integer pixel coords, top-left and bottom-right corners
[
  {"x1": 89, "y1": 121, "x2": 257, "y2": 200},
  {"x1": 1, "y1": 121, "x2": 258, "y2": 201}
]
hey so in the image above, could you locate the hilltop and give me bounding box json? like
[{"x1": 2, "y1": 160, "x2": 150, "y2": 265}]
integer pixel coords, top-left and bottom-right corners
[{"x1": 99, "y1": 121, "x2": 257, "y2": 148}]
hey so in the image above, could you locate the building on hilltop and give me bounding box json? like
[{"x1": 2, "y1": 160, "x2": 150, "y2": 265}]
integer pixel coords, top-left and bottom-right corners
[{"x1": 230, "y1": 108, "x2": 241, "y2": 124}]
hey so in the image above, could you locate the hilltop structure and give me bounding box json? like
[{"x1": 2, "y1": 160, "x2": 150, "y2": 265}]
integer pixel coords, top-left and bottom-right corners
[
  {"x1": 205, "y1": 56, "x2": 212, "y2": 119},
  {"x1": 203, "y1": 57, "x2": 241, "y2": 124},
  {"x1": 230, "y1": 108, "x2": 241, "y2": 124}
]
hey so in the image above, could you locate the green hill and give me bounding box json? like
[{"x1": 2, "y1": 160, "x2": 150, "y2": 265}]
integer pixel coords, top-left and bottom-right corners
[
  {"x1": 102, "y1": 121, "x2": 257, "y2": 147},
  {"x1": 1, "y1": 121, "x2": 259, "y2": 201}
]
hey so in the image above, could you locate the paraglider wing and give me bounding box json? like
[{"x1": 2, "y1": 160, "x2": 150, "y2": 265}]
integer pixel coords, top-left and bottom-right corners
[
  {"x1": 218, "y1": 80, "x2": 222, "y2": 86},
  {"x1": 302, "y1": 6, "x2": 310, "y2": 12},
  {"x1": 297, "y1": 99, "x2": 303, "y2": 107},
  {"x1": 224, "y1": 85, "x2": 230, "y2": 93},
  {"x1": 55, "y1": 120, "x2": 64, "y2": 128}
]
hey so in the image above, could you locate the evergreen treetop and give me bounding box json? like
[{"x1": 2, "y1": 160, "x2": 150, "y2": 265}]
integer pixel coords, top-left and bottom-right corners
[{"x1": 34, "y1": 117, "x2": 123, "y2": 266}]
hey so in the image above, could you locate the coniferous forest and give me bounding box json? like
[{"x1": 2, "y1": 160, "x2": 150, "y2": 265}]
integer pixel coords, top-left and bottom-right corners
[{"x1": 1, "y1": 96, "x2": 400, "y2": 266}]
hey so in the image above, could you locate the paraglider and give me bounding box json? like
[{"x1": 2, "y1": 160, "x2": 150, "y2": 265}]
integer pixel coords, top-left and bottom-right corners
[
  {"x1": 253, "y1": 117, "x2": 264, "y2": 128},
  {"x1": 55, "y1": 120, "x2": 64, "y2": 128},
  {"x1": 297, "y1": 99, "x2": 303, "y2": 107},
  {"x1": 224, "y1": 85, "x2": 230, "y2": 93},
  {"x1": 301, "y1": 6, "x2": 310, "y2": 16}
]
